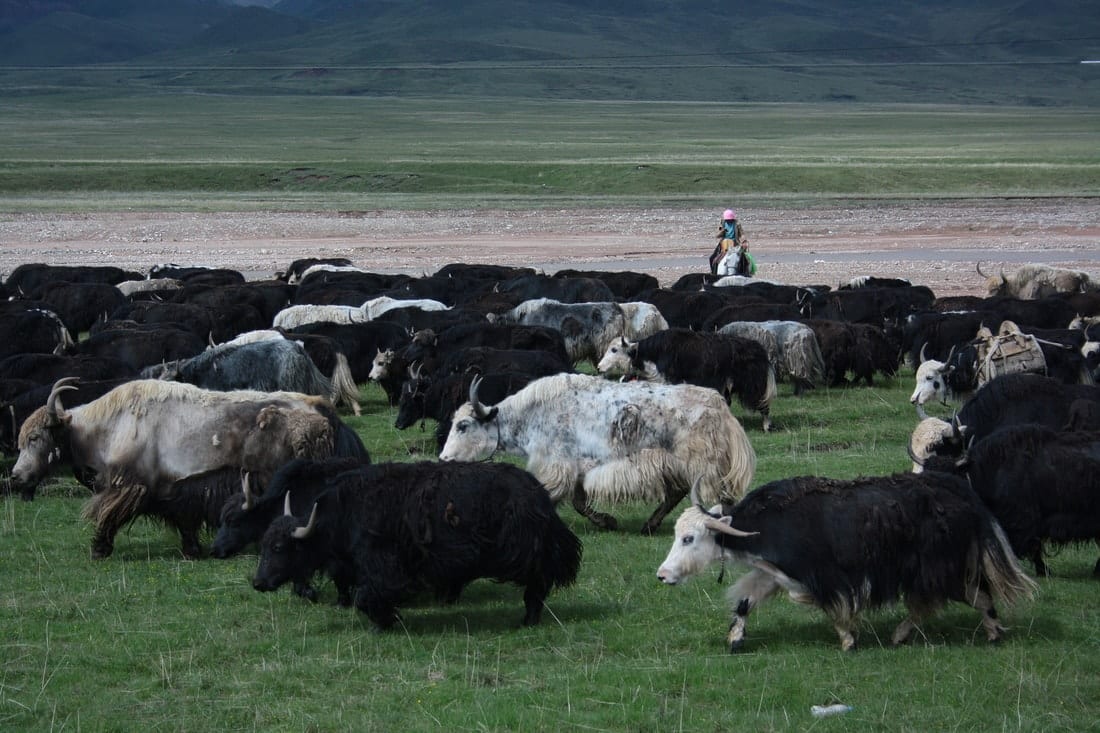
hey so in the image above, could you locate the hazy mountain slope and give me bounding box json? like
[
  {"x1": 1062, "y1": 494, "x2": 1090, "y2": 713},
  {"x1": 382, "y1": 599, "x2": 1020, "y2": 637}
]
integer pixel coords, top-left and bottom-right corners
[{"x1": 0, "y1": 0, "x2": 1094, "y2": 104}]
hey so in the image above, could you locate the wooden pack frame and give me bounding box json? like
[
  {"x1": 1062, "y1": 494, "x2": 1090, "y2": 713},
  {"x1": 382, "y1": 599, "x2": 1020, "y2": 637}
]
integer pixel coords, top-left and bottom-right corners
[{"x1": 975, "y1": 320, "x2": 1047, "y2": 387}]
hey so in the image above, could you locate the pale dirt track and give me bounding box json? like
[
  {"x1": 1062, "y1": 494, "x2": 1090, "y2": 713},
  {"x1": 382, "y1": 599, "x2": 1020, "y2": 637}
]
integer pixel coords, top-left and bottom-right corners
[{"x1": 1, "y1": 199, "x2": 1096, "y2": 296}]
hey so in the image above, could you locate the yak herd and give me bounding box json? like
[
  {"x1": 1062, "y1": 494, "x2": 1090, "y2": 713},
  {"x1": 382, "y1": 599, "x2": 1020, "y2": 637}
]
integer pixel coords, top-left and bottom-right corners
[{"x1": 2, "y1": 257, "x2": 1099, "y2": 650}]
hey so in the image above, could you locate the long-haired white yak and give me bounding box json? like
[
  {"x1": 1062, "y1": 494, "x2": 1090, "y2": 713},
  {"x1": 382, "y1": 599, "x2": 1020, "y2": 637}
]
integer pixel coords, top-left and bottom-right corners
[{"x1": 439, "y1": 372, "x2": 755, "y2": 534}]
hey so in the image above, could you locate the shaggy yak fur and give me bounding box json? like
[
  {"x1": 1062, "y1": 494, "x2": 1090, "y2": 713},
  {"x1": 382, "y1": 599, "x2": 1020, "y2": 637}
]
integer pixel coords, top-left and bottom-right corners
[
  {"x1": 657, "y1": 471, "x2": 1036, "y2": 651},
  {"x1": 12, "y1": 379, "x2": 359, "y2": 558},
  {"x1": 252, "y1": 461, "x2": 582, "y2": 629},
  {"x1": 440, "y1": 372, "x2": 756, "y2": 534}
]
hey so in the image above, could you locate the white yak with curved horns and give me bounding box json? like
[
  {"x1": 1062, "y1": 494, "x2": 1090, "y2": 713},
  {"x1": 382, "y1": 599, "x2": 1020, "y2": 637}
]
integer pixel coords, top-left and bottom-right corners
[{"x1": 439, "y1": 372, "x2": 755, "y2": 534}]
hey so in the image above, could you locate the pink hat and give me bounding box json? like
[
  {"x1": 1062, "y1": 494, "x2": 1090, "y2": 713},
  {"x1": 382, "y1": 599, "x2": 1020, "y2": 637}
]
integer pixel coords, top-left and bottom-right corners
[{"x1": 722, "y1": 209, "x2": 736, "y2": 220}]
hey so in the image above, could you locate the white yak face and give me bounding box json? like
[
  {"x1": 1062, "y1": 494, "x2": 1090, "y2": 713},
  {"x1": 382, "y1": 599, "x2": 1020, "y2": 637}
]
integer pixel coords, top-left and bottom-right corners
[
  {"x1": 656, "y1": 506, "x2": 723, "y2": 585},
  {"x1": 596, "y1": 340, "x2": 634, "y2": 376},
  {"x1": 910, "y1": 359, "x2": 947, "y2": 406},
  {"x1": 368, "y1": 349, "x2": 394, "y2": 381},
  {"x1": 908, "y1": 417, "x2": 955, "y2": 473},
  {"x1": 439, "y1": 404, "x2": 497, "y2": 462},
  {"x1": 11, "y1": 423, "x2": 59, "y2": 490}
]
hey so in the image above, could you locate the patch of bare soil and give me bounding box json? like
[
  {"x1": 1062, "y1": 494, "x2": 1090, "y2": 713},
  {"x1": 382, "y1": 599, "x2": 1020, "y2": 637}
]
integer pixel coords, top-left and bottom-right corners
[{"x1": 0, "y1": 199, "x2": 1095, "y2": 296}]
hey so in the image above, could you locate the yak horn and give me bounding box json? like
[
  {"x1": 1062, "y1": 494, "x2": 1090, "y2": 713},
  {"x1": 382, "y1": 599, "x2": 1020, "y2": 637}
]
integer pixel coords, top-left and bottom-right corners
[
  {"x1": 45, "y1": 377, "x2": 79, "y2": 424},
  {"x1": 469, "y1": 375, "x2": 495, "y2": 420},
  {"x1": 689, "y1": 476, "x2": 713, "y2": 513},
  {"x1": 283, "y1": 491, "x2": 293, "y2": 517},
  {"x1": 291, "y1": 502, "x2": 319, "y2": 539},
  {"x1": 975, "y1": 261, "x2": 987, "y2": 278},
  {"x1": 241, "y1": 472, "x2": 254, "y2": 511},
  {"x1": 919, "y1": 343, "x2": 929, "y2": 364},
  {"x1": 906, "y1": 439, "x2": 924, "y2": 467},
  {"x1": 702, "y1": 516, "x2": 758, "y2": 538}
]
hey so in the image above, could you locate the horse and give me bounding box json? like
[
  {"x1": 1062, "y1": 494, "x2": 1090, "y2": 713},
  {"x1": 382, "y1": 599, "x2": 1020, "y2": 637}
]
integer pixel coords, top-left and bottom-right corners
[{"x1": 716, "y1": 244, "x2": 751, "y2": 277}]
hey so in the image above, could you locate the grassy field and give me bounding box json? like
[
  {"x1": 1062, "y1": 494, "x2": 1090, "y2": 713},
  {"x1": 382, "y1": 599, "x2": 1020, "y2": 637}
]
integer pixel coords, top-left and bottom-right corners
[
  {"x1": 0, "y1": 94, "x2": 1098, "y2": 211},
  {"x1": 2, "y1": 373, "x2": 1097, "y2": 732}
]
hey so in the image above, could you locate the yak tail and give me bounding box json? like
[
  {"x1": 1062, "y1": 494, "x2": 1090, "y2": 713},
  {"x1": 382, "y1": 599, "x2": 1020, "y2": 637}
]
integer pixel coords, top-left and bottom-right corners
[
  {"x1": 81, "y1": 482, "x2": 148, "y2": 530},
  {"x1": 497, "y1": 492, "x2": 582, "y2": 590},
  {"x1": 714, "y1": 414, "x2": 757, "y2": 504},
  {"x1": 979, "y1": 518, "x2": 1038, "y2": 607},
  {"x1": 329, "y1": 352, "x2": 362, "y2": 415},
  {"x1": 797, "y1": 331, "x2": 828, "y2": 384},
  {"x1": 540, "y1": 510, "x2": 583, "y2": 590}
]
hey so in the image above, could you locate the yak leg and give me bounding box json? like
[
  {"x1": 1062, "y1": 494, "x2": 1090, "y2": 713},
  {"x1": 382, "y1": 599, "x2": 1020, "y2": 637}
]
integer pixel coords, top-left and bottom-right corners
[
  {"x1": 571, "y1": 481, "x2": 618, "y2": 531},
  {"x1": 522, "y1": 577, "x2": 552, "y2": 626},
  {"x1": 965, "y1": 584, "x2": 1007, "y2": 643},
  {"x1": 726, "y1": 568, "x2": 782, "y2": 652},
  {"x1": 1093, "y1": 539, "x2": 1100, "y2": 578},
  {"x1": 90, "y1": 525, "x2": 118, "y2": 560},
  {"x1": 759, "y1": 407, "x2": 772, "y2": 433},
  {"x1": 641, "y1": 480, "x2": 690, "y2": 536},
  {"x1": 891, "y1": 599, "x2": 935, "y2": 646},
  {"x1": 833, "y1": 617, "x2": 860, "y2": 652},
  {"x1": 1030, "y1": 542, "x2": 1049, "y2": 578},
  {"x1": 176, "y1": 522, "x2": 203, "y2": 560}
]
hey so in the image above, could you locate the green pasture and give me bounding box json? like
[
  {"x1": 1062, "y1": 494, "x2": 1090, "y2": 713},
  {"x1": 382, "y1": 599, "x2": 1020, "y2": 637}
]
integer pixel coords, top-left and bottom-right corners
[
  {"x1": 0, "y1": 94, "x2": 1098, "y2": 211},
  {"x1": 2, "y1": 373, "x2": 1097, "y2": 732}
]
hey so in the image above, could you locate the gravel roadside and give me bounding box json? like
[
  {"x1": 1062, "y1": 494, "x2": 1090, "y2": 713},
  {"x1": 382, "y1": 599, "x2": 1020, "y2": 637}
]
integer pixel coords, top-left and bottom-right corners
[{"x1": 1, "y1": 199, "x2": 1096, "y2": 296}]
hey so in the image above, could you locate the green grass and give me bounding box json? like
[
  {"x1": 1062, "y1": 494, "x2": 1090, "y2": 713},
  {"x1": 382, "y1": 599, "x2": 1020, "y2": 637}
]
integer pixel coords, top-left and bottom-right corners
[
  {"x1": 0, "y1": 95, "x2": 1097, "y2": 211},
  {"x1": 2, "y1": 373, "x2": 1097, "y2": 731}
]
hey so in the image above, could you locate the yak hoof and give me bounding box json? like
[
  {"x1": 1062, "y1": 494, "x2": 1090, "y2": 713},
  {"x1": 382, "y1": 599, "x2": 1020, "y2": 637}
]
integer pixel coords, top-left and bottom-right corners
[
  {"x1": 293, "y1": 583, "x2": 319, "y2": 603},
  {"x1": 91, "y1": 543, "x2": 113, "y2": 560},
  {"x1": 591, "y1": 513, "x2": 618, "y2": 531},
  {"x1": 728, "y1": 638, "x2": 745, "y2": 653}
]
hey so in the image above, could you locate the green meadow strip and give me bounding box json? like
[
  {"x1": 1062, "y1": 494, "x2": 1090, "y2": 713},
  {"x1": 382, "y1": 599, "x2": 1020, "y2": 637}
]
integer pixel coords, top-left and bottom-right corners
[{"x1": 1, "y1": 375, "x2": 1097, "y2": 731}]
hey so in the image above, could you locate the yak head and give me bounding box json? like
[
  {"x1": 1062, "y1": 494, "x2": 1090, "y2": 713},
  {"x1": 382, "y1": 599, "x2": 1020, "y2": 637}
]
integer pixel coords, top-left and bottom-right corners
[
  {"x1": 907, "y1": 417, "x2": 963, "y2": 472},
  {"x1": 976, "y1": 262, "x2": 1008, "y2": 297},
  {"x1": 252, "y1": 492, "x2": 321, "y2": 592},
  {"x1": 211, "y1": 472, "x2": 269, "y2": 559},
  {"x1": 910, "y1": 342, "x2": 958, "y2": 408},
  {"x1": 368, "y1": 348, "x2": 395, "y2": 381},
  {"x1": 10, "y1": 378, "x2": 78, "y2": 495},
  {"x1": 394, "y1": 363, "x2": 430, "y2": 430},
  {"x1": 656, "y1": 481, "x2": 757, "y2": 586},
  {"x1": 596, "y1": 336, "x2": 637, "y2": 376},
  {"x1": 438, "y1": 375, "x2": 499, "y2": 462}
]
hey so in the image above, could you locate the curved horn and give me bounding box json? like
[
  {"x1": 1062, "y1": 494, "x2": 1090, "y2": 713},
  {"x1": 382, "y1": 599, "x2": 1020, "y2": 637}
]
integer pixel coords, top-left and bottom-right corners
[
  {"x1": 906, "y1": 438, "x2": 924, "y2": 467},
  {"x1": 469, "y1": 375, "x2": 495, "y2": 420},
  {"x1": 45, "y1": 377, "x2": 79, "y2": 423},
  {"x1": 702, "y1": 516, "x2": 758, "y2": 538},
  {"x1": 410, "y1": 361, "x2": 423, "y2": 381},
  {"x1": 283, "y1": 491, "x2": 293, "y2": 517},
  {"x1": 241, "y1": 472, "x2": 254, "y2": 511},
  {"x1": 689, "y1": 476, "x2": 704, "y2": 509},
  {"x1": 975, "y1": 261, "x2": 987, "y2": 278},
  {"x1": 919, "y1": 343, "x2": 929, "y2": 364},
  {"x1": 291, "y1": 502, "x2": 319, "y2": 539}
]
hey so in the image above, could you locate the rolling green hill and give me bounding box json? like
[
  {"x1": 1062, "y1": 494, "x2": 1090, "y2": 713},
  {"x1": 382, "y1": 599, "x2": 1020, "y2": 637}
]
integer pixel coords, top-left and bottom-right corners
[{"x1": 0, "y1": 0, "x2": 1096, "y2": 104}]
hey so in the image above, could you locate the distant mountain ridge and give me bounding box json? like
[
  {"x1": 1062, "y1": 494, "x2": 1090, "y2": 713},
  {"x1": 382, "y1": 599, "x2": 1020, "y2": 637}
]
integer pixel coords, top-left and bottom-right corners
[{"x1": 1, "y1": 0, "x2": 1096, "y2": 104}]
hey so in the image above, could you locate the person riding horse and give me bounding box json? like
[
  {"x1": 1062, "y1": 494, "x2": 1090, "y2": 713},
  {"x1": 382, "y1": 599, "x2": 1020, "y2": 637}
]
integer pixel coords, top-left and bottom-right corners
[{"x1": 709, "y1": 209, "x2": 756, "y2": 276}]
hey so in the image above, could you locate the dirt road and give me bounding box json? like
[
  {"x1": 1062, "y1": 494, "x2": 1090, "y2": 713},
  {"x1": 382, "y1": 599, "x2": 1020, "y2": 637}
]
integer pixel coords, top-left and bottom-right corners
[{"x1": 1, "y1": 199, "x2": 1096, "y2": 296}]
